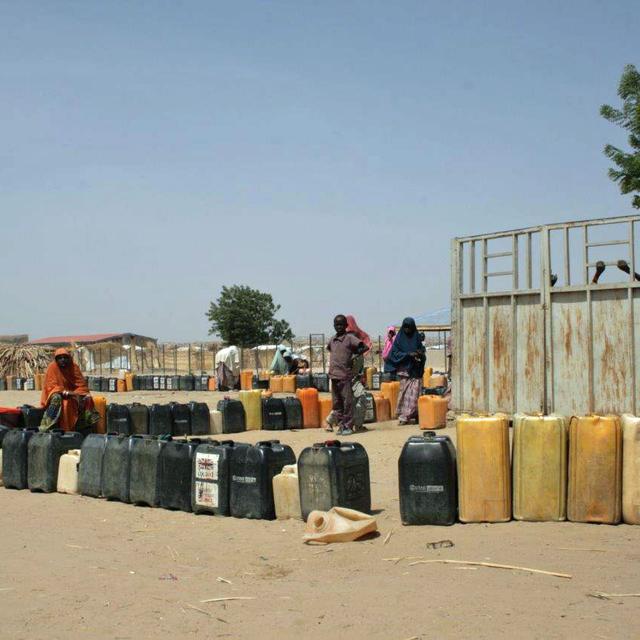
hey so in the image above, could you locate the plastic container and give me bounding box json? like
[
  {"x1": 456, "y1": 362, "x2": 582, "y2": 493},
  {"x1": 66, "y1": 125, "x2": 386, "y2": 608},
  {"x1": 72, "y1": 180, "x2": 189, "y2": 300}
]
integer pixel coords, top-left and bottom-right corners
[
  {"x1": 106, "y1": 404, "x2": 131, "y2": 436},
  {"x1": 216, "y1": 399, "x2": 246, "y2": 433},
  {"x1": 20, "y1": 405, "x2": 45, "y2": 429},
  {"x1": 512, "y1": 414, "x2": 568, "y2": 522},
  {"x1": 230, "y1": 440, "x2": 296, "y2": 520},
  {"x1": 381, "y1": 381, "x2": 401, "y2": 419},
  {"x1": 239, "y1": 390, "x2": 263, "y2": 430},
  {"x1": 365, "y1": 367, "x2": 375, "y2": 390},
  {"x1": 240, "y1": 369, "x2": 254, "y2": 391},
  {"x1": 318, "y1": 398, "x2": 333, "y2": 426},
  {"x1": 296, "y1": 374, "x2": 311, "y2": 389},
  {"x1": 312, "y1": 373, "x2": 330, "y2": 393},
  {"x1": 422, "y1": 367, "x2": 434, "y2": 388},
  {"x1": 0, "y1": 407, "x2": 23, "y2": 429},
  {"x1": 207, "y1": 377, "x2": 217, "y2": 392},
  {"x1": 57, "y1": 449, "x2": 81, "y2": 495},
  {"x1": 170, "y1": 402, "x2": 191, "y2": 437},
  {"x1": 262, "y1": 398, "x2": 286, "y2": 431},
  {"x1": 149, "y1": 404, "x2": 172, "y2": 437},
  {"x1": 304, "y1": 507, "x2": 377, "y2": 544},
  {"x1": 210, "y1": 410, "x2": 223, "y2": 434},
  {"x1": 116, "y1": 379, "x2": 126, "y2": 393},
  {"x1": 100, "y1": 377, "x2": 110, "y2": 393},
  {"x1": 398, "y1": 431, "x2": 457, "y2": 525},
  {"x1": 179, "y1": 375, "x2": 195, "y2": 392},
  {"x1": 125, "y1": 373, "x2": 134, "y2": 392},
  {"x1": 622, "y1": 414, "x2": 640, "y2": 524},
  {"x1": 188, "y1": 402, "x2": 210, "y2": 436},
  {"x1": 568, "y1": 415, "x2": 622, "y2": 524},
  {"x1": 127, "y1": 403, "x2": 149, "y2": 435},
  {"x1": 273, "y1": 464, "x2": 302, "y2": 520},
  {"x1": 418, "y1": 396, "x2": 448, "y2": 430},
  {"x1": 93, "y1": 395, "x2": 107, "y2": 434},
  {"x1": 298, "y1": 440, "x2": 371, "y2": 520},
  {"x1": 282, "y1": 375, "x2": 296, "y2": 394},
  {"x1": 101, "y1": 434, "x2": 133, "y2": 502},
  {"x1": 78, "y1": 434, "x2": 109, "y2": 498},
  {"x1": 159, "y1": 439, "x2": 201, "y2": 512},
  {"x1": 27, "y1": 430, "x2": 84, "y2": 493},
  {"x1": 166, "y1": 376, "x2": 179, "y2": 391},
  {"x1": 269, "y1": 375, "x2": 284, "y2": 393},
  {"x1": 129, "y1": 435, "x2": 167, "y2": 507},
  {"x1": 2, "y1": 428, "x2": 37, "y2": 489},
  {"x1": 299, "y1": 388, "x2": 320, "y2": 429},
  {"x1": 429, "y1": 374, "x2": 447, "y2": 388},
  {"x1": 456, "y1": 414, "x2": 511, "y2": 522},
  {"x1": 192, "y1": 440, "x2": 248, "y2": 516},
  {"x1": 283, "y1": 397, "x2": 303, "y2": 429},
  {"x1": 194, "y1": 375, "x2": 210, "y2": 391}
]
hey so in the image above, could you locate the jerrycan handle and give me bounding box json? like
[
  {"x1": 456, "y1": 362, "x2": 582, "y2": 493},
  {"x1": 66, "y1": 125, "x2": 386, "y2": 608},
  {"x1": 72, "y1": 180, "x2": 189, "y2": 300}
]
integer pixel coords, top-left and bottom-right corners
[
  {"x1": 424, "y1": 431, "x2": 436, "y2": 437},
  {"x1": 256, "y1": 440, "x2": 280, "y2": 447},
  {"x1": 321, "y1": 440, "x2": 341, "y2": 448},
  {"x1": 282, "y1": 465, "x2": 297, "y2": 475}
]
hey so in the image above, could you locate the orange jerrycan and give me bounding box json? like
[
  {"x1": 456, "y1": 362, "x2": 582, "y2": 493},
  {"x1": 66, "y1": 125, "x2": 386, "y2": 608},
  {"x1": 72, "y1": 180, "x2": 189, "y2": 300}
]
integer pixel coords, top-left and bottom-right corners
[
  {"x1": 282, "y1": 375, "x2": 296, "y2": 394},
  {"x1": 318, "y1": 397, "x2": 333, "y2": 425},
  {"x1": 381, "y1": 381, "x2": 400, "y2": 419},
  {"x1": 303, "y1": 507, "x2": 377, "y2": 544},
  {"x1": 622, "y1": 414, "x2": 640, "y2": 524},
  {"x1": 116, "y1": 379, "x2": 126, "y2": 393},
  {"x1": 513, "y1": 414, "x2": 568, "y2": 522},
  {"x1": 207, "y1": 377, "x2": 217, "y2": 391},
  {"x1": 270, "y1": 375, "x2": 284, "y2": 393},
  {"x1": 456, "y1": 414, "x2": 511, "y2": 522},
  {"x1": 125, "y1": 373, "x2": 134, "y2": 392},
  {"x1": 240, "y1": 369, "x2": 254, "y2": 391},
  {"x1": 422, "y1": 367, "x2": 433, "y2": 388},
  {"x1": 568, "y1": 415, "x2": 622, "y2": 524},
  {"x1": 299, "y1": 388, "x2": 320, "y2": 428},
  {"x1": 365, "y1": 367, "x2": 376, "y2": 390},
  {"x1": 418, "y1": 395, "x2": 448, "y2": 430},
  {"x1": 93, "y1": 395, "x2": 107, "y2": 434},
  {"x1": 373, "y1": 396, "x2": 391, "y2": 422},
  {"x1": 429, "y1": 374, "x2": 447, "y2": 388}
]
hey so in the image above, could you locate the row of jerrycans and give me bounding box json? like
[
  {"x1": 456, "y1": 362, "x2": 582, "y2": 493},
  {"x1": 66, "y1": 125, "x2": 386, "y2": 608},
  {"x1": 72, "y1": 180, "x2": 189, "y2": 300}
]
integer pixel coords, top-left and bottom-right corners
[
  {"x1": 398, "y1": 414, "x2": 640, "y2": 525},
  {"x1": 455, "y1": 413, "x2": 636, "y2": 525},
  {"x1": 1, "y1": 429, "x2": 84, "y2": 492},
  {"x1": 104, "y1": 402, "x2": 210, "y2": 437},
  {"x1": 73, "y1": 435, "x2": 372, "y2": 520}
]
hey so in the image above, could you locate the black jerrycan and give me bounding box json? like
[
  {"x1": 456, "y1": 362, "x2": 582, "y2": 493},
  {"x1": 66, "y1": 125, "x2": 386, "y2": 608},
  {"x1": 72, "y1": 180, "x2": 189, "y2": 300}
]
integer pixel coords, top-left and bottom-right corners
[
  {"x1": 398, "y1": 431, "x2": 457, "y2": 526},
  {"x1": 27, "y1": 430, "x2": 84, "y2": 493},
  {"x1": 78, "y1": 433, "x2": 110, "y2": 498},
  {"x1": 129, "y1": 435, "x2": 168, "y2": 507}
]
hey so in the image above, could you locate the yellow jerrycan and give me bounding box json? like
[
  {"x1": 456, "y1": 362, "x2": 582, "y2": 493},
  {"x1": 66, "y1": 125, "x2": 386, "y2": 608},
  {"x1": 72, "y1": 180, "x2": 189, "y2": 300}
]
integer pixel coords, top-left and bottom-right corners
[
  {"x1": 57, "y1": 450, "x2": 81, "y2": 495},
  {"x1": 381, "y1": 381, "x2": 400, "y2": 419},
  {"x1": 621, "y1": 414, "x2": 640, "y2": 524},
  {"x1": 513, "y1": 414, "x2": 568, "y2": 521},
  {"x1": 568, "y1": 415, "x2": 622, "y2": 524},
  {"x1": 269, "y1": 375, "x2": 284, "y2": 393},
  {"x1": 456, "y1": 414, "x2": 511, "y2": 522},
  {"x1": 239, "y1": 390, "x2": 263, "y2": 430}
]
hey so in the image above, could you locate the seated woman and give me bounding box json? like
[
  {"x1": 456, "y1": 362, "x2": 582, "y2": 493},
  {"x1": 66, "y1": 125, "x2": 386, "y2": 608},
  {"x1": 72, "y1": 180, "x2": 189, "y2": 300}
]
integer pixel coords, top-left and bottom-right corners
[{"x1": 39, "y1": 348, "x2": 100, "y2": 432}]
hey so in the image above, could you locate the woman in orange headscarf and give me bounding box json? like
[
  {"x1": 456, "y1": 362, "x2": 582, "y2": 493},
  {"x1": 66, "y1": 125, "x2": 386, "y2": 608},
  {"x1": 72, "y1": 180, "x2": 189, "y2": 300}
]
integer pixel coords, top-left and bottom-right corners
[{"x1": 40, "y1": 348, "x2": 99, "y2": 432}]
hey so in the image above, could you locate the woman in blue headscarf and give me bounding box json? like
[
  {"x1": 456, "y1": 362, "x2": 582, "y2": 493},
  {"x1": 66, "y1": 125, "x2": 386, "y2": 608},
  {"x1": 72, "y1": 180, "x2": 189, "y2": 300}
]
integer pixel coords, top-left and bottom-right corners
[{"x1": 386, "y1": 317, "x2": 426, "y2": 424}]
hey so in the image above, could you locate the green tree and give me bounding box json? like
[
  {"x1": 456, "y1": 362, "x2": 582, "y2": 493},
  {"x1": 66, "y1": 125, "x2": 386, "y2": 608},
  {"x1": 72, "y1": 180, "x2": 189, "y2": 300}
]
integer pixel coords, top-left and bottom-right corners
[
  {"x1": 600, "y1": 64, "x2": 640, "y2": 208},
  {"x1": 206, "y1": 285, "x2": 294, "y2": 347}
]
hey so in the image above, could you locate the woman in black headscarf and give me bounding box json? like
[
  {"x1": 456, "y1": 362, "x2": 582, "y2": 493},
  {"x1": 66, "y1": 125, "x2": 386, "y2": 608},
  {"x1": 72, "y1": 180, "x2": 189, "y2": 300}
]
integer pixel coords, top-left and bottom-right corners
[{"x1": 386, "y1": 317, "x2": 426, "y2": 424}]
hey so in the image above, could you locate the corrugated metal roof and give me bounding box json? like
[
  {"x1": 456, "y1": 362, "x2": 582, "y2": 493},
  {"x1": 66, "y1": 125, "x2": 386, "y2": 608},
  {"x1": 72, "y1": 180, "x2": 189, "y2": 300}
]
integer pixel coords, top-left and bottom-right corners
[{"x1": 30, "y1": 333, "x2": 135, "y2": 345}]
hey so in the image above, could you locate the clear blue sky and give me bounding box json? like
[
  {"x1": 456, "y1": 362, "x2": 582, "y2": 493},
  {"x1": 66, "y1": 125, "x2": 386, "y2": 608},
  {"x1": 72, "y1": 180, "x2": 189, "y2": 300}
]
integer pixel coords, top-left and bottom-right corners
[{"x1": 1, "y1": 0, "x2": 637, "y2": 341}]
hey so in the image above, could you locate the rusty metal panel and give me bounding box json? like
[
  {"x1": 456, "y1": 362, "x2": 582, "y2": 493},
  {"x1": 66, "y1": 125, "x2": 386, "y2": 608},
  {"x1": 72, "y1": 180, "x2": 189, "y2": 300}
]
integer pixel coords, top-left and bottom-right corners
[
  {"x1": 452, "y1": 215, "x2": 640, "y2": 416},
  {"x1": 460, "y1": 299, "x2": 486, "y2": 412},
  {"x1": 515, "y1": 295, "x2": 544, "y2": 413},
  {"x1": 487, "y1": 298, "x2": 514, "y2": 413},
  {"x1": 591, "y1": 289, "x2": 633, "y2": 414},
  {"x1": 550, "y1": 291, "x2": 590, "y2": 415}
]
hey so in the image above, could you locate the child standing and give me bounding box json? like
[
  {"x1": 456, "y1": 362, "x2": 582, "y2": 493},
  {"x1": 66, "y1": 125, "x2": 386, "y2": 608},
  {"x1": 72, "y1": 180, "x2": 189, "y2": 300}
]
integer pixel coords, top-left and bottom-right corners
[{"x1": 327, "y1": 314, "x2": 367, "y2": 436}]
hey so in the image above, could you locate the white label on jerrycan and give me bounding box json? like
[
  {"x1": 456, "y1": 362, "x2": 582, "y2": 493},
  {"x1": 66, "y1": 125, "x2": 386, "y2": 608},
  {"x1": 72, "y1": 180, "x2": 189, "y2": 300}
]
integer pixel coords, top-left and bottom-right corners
[
  {"x1": 195, "y1": 453, "x2": 219, "y2": 481},
  {"x1": 195, "y1": 481, "x2": 218, "y2": 508}
]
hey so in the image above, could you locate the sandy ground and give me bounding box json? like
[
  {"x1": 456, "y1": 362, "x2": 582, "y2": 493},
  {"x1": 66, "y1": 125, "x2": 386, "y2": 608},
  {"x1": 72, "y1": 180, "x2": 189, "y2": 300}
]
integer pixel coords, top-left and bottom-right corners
[{"x1": 1, "y1": 389, "x2": 639, "y2": 640}]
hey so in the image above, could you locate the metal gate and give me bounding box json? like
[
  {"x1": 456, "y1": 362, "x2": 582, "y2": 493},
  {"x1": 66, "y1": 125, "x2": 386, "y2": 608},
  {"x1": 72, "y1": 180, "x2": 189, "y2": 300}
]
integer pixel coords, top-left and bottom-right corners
[{"x1": 451, "y1": 214, "x2": 640, "y2": 415}]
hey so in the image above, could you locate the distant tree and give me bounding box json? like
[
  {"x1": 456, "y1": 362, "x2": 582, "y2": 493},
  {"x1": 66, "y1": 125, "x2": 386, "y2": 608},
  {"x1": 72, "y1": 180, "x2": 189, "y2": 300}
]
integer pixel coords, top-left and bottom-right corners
[
  {"x1": 600, "y1": 64, "x2": 640, "y2": 208},
  {"x1": 206, "y1": 285, "x2": 294, "y2": 347}
]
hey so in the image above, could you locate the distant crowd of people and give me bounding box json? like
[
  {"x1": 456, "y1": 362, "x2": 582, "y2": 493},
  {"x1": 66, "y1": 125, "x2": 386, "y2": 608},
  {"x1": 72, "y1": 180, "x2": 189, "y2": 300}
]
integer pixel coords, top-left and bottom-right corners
[{"x1": 35, "y1": 317, "x2": 427, "y2": 437}]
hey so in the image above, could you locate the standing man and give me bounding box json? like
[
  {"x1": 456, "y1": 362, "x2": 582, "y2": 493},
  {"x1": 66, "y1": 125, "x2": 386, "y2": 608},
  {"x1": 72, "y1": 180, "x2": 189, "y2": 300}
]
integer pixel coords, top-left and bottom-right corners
[{"x1": 327, "y1": 315, "x2": 367, "y2": 436}]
